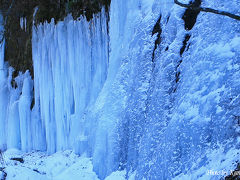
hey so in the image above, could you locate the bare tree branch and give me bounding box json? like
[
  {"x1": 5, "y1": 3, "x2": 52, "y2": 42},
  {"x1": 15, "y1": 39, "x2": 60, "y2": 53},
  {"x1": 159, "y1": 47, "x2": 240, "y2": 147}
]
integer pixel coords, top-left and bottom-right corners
[{"x1": 174, "y1": 0, "x2": 240, "y2": 21}]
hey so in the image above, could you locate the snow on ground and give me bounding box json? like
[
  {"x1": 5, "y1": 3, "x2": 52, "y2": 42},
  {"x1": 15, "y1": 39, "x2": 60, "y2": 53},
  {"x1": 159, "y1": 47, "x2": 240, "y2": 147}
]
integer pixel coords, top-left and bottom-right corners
[
  {"x1": 1, "y1": 149, "x2": 99, "y2": 180},
  {"x1": 3, "y1": 148, "x2": 238, "y2": 180},
  {"x1": 2, "y1": 147, "x2": 237, "y2": 180},
  {"x1": 0, "y1": 149, "x2": 131, "y2": 180}
]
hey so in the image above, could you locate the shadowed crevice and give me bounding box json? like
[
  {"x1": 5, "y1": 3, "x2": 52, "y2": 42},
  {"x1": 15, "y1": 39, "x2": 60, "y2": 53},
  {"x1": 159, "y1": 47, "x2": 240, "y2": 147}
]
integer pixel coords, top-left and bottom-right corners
[
  {"x1": 152, "y1": 15, "x2": 162, "y2": 61},
  {"x1": 182, "y1": 0, "x2": 202, "y2": 30},
  {"x1": 180, "y1": 34, "x2": 191, "y2": 56}
]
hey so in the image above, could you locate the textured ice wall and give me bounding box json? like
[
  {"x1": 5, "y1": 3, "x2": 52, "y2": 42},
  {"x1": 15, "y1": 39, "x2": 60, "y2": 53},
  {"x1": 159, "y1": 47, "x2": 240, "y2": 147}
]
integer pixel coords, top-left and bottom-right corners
[
  {"x1": 32, "y1": 9, "x2": 109, "y2": 154},
  {"x1": 85, "y1": 0, "x2": 240, "y2": 179},
  {"x1": 97, "y1": 1, "x2": 240, "y2": 179}
]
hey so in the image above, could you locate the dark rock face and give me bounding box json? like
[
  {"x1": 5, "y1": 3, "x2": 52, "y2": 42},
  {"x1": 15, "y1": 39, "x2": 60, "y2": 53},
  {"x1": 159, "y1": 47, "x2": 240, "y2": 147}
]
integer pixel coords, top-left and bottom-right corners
[
  {"x1": 1, "y1": 0, "x2": 36, "y2": 77},
  {"x1": 0, "y1": 0, "x2": 111, "y2": 78},
  {"x1": 182, "y1": 0, "x2": 202, "y2": 30}
]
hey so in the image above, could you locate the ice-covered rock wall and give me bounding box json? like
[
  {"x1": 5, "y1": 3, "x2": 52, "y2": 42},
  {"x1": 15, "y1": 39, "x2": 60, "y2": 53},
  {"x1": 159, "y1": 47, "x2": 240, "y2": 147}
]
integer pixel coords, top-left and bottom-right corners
[
  {"x1": 87, "y1": 0, "x2": 240, "y2": 179},
  {"x1": 1, "y1": 0, "x2": 240, "y2": 179}
]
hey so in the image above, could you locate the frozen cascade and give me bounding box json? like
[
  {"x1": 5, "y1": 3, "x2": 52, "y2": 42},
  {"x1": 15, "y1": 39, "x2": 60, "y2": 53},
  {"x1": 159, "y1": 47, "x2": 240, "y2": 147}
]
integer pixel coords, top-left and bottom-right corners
[
  {"x1": 0, "y1": 13, "x2": 7, "y2": 150},
  {"x1": 0, "y1": 0, "x2": 240, "y2": 179},
  {"x1": 32, "y1": 9, "x2": 109, "y2": 153}
]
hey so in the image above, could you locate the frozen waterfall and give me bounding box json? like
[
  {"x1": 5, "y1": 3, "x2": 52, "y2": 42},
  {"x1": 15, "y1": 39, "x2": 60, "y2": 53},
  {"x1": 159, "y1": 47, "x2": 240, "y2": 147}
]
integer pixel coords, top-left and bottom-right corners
[
  {"x1": 32, "y1": 9, "x2": 109, "y2": 154},
  {"x1": 1, "y1": 0, "x2": 240, "y2": 179}
]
